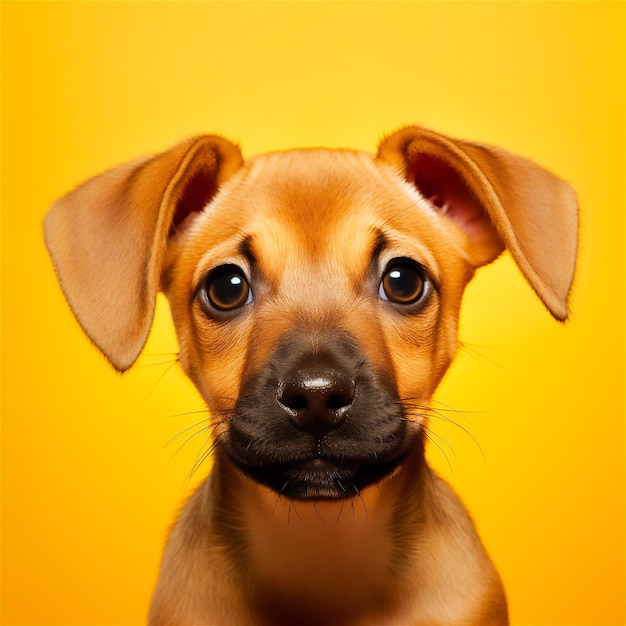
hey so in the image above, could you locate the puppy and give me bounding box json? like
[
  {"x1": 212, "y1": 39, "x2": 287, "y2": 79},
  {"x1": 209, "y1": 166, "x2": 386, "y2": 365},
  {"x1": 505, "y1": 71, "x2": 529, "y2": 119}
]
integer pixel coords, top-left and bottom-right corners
[{"x1": 45, "y1": 126, "x2": 578, "y2": 625}]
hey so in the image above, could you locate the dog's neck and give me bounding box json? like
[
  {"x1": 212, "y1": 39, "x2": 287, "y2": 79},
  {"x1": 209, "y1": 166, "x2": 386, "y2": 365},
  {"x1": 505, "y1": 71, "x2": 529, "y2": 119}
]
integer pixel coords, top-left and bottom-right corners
[{"x1": 212, "y1": 444, "x2": 431, "y2": 625}]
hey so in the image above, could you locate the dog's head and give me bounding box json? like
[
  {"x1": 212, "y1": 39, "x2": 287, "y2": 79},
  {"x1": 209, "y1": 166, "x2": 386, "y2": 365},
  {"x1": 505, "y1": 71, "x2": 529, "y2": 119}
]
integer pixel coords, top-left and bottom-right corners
[{"x1": 45, "y1": 127, "x2": 578, "y2": 499}]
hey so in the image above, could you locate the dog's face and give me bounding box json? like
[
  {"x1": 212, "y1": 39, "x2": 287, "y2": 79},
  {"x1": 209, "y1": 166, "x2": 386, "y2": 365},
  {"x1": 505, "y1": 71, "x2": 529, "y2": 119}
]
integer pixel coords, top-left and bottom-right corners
[
  {"x1": 45, "y1": 127, "x2": 578, "y2": 500},
  {"x1": 162, "y1": 150, "x2": 488, "y2": 499}
]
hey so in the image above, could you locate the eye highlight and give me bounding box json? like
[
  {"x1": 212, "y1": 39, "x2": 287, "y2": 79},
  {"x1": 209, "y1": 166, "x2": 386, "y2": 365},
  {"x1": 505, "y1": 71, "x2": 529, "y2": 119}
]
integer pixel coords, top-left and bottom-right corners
[
  {"x1": 379, "y1": 259, "x2": 427, "y2": 305},
  {"x1": 199, "y1": 265, "x2": 252, "y2": 313}
]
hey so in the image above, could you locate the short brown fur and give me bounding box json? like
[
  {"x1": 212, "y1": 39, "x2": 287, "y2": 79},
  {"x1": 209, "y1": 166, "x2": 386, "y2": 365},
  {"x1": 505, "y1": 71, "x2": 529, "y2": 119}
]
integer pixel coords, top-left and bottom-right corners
[{"x1": 45, "y1": 126, "x2": 578, "y2": 625}]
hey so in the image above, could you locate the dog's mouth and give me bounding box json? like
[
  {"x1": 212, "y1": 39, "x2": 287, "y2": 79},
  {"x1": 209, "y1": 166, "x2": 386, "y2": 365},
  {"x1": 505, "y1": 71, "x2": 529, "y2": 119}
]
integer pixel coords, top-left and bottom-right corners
[{"x1": 228, "y1": 451, "x2": 409, "y2": 500}]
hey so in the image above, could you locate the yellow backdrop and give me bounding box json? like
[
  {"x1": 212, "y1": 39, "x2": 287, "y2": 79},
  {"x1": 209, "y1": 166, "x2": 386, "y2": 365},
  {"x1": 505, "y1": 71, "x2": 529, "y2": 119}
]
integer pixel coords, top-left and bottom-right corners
[{"x1": 2, "y1": 2, "x2": 624, "y2": 625}]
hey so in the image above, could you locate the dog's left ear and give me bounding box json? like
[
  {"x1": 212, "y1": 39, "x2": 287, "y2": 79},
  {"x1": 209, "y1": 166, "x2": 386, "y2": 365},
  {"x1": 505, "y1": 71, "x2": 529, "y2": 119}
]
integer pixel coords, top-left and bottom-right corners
[{"x1": 377, "y1": 126, "x2": 578, "y2": 321}]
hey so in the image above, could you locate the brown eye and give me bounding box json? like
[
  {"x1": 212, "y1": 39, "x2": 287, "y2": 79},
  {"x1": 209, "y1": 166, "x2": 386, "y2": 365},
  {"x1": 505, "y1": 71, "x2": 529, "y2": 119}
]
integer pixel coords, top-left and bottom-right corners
[
  {"x1": 379, "y1": 261, "x2": 426, "y2": 305},
  {"x1": 201, "y1": 266, "x2": 252, "y2": 312}
]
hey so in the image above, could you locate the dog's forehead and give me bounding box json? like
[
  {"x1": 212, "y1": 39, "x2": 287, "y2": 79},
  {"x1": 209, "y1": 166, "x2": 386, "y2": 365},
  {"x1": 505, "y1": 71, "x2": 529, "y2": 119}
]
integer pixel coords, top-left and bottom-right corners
[
  {"x1": 240, "y1": 149, "x2": 399, "y2": 223},
  {"x1": 214, "y1": 149, "x2": 448, "y2": 254},
  {"x1": 244, "y1": 150, "x2": 383, "y2": 255}
]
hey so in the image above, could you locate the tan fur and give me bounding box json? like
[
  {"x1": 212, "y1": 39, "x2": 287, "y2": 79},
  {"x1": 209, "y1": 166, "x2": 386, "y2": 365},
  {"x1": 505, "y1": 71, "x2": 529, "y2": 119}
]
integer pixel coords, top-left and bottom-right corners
[{"x1": 45, "y1": 126, "x2": 578, "y2": 625}]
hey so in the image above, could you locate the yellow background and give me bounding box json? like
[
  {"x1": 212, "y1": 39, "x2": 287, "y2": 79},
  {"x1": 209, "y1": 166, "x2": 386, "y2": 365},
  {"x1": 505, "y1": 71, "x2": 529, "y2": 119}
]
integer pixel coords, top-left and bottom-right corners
[{"x1": 2, "y1": 2, "x2": 624, "y2": 624}]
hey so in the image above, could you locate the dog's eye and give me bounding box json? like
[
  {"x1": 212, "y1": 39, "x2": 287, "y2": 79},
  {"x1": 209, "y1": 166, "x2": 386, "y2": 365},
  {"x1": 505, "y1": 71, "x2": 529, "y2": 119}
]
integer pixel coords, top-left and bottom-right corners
[
  {"x1": 200, "y1": 266, "x2": 252, "y2": 312},
  {"x1": 379, "y1": 260, "x2": 426, "y2": 305}
]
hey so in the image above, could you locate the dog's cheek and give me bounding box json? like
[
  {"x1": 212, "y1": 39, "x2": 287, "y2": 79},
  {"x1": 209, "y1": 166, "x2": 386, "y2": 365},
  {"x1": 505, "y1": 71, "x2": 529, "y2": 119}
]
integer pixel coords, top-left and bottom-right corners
[
  {"x1": 205, "y1": 332, "x2": 251, "y2": 408},
  {"x1": 383, "y1": 308, "x2": 449, "y2": 412},
  {"x1": 173, "y1": 305, "x2": 254, "y2": 417},
  {"x1": 390, "y1": 336, "x2": 439, "y2": 409}
]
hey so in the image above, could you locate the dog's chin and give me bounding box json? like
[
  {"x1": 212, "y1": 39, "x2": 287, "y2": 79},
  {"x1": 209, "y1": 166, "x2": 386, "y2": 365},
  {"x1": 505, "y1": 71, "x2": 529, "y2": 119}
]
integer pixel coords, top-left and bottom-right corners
[{"x1": 228, "y1": 455, "x2": 408, "y2": 501}]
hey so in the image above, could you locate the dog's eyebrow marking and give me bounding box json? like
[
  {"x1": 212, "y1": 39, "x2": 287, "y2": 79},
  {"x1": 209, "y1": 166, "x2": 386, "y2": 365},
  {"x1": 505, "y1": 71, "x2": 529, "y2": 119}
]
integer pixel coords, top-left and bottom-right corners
[
  {"x1": 237, "y1": 235, "x2": 257, "y2": 269},
  {"x1": 355, "y1": 229, "x2": 388, "y2": 293},
  {"x1": 371, "y1": 229, "x2": 389, "y2": 263},
  {"x1": 367, "y1": 229, "x2": 389, "y2": 277}
]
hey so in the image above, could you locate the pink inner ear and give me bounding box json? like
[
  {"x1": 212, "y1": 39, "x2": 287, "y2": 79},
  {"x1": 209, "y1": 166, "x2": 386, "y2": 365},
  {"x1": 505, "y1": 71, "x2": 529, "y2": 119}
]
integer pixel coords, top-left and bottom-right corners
[
  {"x1": 170, "y1": 166, "x2": 217, "y2": 235},
  {"x1": 409, "y1": 154, "x2": 495, "y2": 241}
]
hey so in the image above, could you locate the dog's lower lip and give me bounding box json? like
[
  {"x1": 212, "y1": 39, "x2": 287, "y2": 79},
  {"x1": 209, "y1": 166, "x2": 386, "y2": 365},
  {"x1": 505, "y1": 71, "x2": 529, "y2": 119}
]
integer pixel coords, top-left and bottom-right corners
[
  {"x1": 298, "y1": 458, "x2": 331, "y2": 470},
  {"x1": 228, "y1": 452, "x2": 409, "y2": 500}
]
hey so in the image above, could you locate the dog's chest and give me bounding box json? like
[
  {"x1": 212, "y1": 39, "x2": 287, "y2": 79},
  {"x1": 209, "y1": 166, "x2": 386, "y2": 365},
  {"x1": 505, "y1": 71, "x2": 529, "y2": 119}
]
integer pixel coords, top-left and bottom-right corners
[{"x1": 241, "y1": 492, "x2": 398, "y2": 611}]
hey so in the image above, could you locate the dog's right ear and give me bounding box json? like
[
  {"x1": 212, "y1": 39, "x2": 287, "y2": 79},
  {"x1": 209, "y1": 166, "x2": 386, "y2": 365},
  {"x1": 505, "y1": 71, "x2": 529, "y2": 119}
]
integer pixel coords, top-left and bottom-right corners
[{"x1": 44, "y1": 136, "x2": 243, "y2": 372}]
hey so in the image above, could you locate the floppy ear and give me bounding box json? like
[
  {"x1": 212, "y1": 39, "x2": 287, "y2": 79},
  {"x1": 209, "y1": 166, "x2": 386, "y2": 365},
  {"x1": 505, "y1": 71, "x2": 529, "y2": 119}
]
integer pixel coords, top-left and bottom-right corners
[
  {"x1": 45, "y1": 136, "x2": 243, "y2": 372},
  {"x1": 377, "y1": 126, "x2": 578, "y2": 321}
]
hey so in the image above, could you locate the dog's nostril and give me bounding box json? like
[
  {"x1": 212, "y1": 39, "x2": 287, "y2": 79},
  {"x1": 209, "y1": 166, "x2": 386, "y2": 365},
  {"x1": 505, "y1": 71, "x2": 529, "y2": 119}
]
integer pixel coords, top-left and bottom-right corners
[
  {"x1": 282, "y1": 392, "x2": 308, "y2": 412},
  {"x1": 328, "y1": 393, "x2": 349, "y2": 410},
  {"x1": 278, "y1": 369, "x2": 355, "y2": 435}
]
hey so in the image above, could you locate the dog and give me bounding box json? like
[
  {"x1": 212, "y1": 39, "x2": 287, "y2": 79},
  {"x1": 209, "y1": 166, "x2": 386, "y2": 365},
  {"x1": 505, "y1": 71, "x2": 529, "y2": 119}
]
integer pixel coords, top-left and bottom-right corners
[{"x1": 45, "y1": 125, "x2": 578, "y2": 625}]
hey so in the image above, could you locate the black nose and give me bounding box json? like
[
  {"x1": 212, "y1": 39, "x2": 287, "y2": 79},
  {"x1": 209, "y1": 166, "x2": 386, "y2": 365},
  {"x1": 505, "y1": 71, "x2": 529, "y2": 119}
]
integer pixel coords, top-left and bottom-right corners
[{"x1": 278, "y1": 368, "x2": 355, "y2": 436}]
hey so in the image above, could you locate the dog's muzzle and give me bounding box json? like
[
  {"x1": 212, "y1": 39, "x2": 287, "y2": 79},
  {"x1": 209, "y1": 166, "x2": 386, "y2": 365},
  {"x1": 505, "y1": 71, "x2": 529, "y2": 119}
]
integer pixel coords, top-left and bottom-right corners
[{"x1": 222, "y1": 330, "x2": 413, "y2": 500}]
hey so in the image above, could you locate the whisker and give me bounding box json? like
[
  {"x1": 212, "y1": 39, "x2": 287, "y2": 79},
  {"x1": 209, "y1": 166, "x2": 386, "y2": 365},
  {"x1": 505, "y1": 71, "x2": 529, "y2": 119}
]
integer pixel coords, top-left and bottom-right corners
[
  {"x1": 458, "y1": 341, "x2": 509, "y2": 371},
  {"x1": 355, "y1": 489, "x2": 368, "y2": 521},
  {"x1": 402, "y1": 399, "x2": 486, "y2": 464},
  {"x1": 428, "y1": 410, "x2": 486, "y2": 462},
  {"x1": 170, "y1": 419, "x2": 233, "y2": 466},
  {"x1": 429, "y1": 398, "x2": 481, "y2": 418},
  {"x1": 144, "y1": 357, "x2": 182, "y2": 398},
  {"x1": 139, "y1": 350, "x2": 179, "y2": 362},
  {"x1": 333, "y1": 497, "x2": 346, "y2": 524},
  {"x1": 287, "y1": 497, "x2": 302, "y2": 523},
  {"x1": 164, "y1": 409, "x2": 212, "y2": 421},
  {"x1": 163, "y1": 417, "x2": 210, "y2": 449},
  {"x1": 184, "y1": 435, "x2": 222, "y2": 489},
  {"x1": 424, "y1": 431, "x2": 455, "y2": 480},
  {"x1": 160, "y1": 400, "x2": 238, "y2": 493},
  {"x1": 163, "y1": 408, "x2": 232, "y2": 445},
  {"x1": 272, "y1": 492, "x2": 284, "y2": 515},
  {"x1": 425, "y1": 427, "x2": 457, "y2": 457},
  {"x1": 138, "y1": 358, "x2": 180, "y2": 368},
  {"x1": 403, "y1": 400, "x2": 485, "y2": 455}
]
